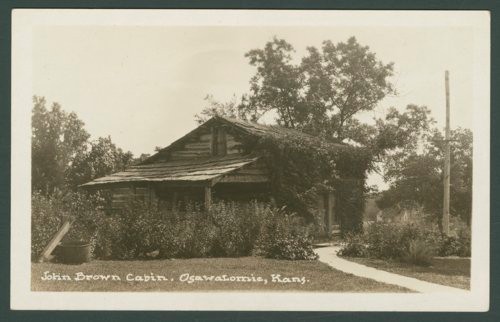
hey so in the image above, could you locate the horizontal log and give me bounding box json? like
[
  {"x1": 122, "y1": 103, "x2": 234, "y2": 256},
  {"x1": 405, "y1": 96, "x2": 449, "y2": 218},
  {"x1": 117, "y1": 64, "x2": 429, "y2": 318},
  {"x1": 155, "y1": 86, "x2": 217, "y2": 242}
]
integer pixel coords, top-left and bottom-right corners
[
  {"x1": 171, "y1": 150, "x2": 211, "y2": 156},
  {"x1": 131, "y1": 155, "x2": 258, "y2": 169},
  {"x1": 112, "y1": 196, "x2": 133, "y2": 201},
  {"x1": 112, "y1": 192, "x2": 133, "y2": 196},
  {"x1": 184, "y1": 142, "x2": 211, "y2": 149},
  {"x1": 170, "y1": 154, "x2": 211, "y2": 159},
  {"x1": 199, "y1": 133, "x2": 212, "y2": 141},
  {"x1": 219, "y1": 174, "x2": 269, "y2": 183},
  {"x1": 226, "y1": 139, "x2": 242, "y2": 147},
  {"x1": 112, "y1": 188, "x2": 133, "y2": 194},
  {"x1": 227, "y1": 148, "x2": 243, "y2": 154},
  {"x1": 178, "y1": 145, "x2": 211, "y2": 151},
  {"x1": 113, "y1": 163, "x2": 256, "y2": 176},
  {"x1": 231, "y1": 168, "x2": 268, "y2": 175}
]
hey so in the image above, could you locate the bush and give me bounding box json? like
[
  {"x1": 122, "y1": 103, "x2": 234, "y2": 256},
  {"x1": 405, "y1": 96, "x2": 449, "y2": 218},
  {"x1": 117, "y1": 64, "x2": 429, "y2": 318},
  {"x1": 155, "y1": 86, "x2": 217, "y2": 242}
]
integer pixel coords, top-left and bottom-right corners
[
  {"x1": 255, "y1": 207, "x2": 318, "y2": 260},
  {"x1": 208, "y1": 201, "x2": 260, "y2": 257},
  {"x1": 31, "y1": 190, "x2": 105, "y2": 261},
  {"x1": 337, "y1": 233, "x2": 367, "y2": 257},
  {"x1": 90, "y1": 200, "x2": 317, "y2": 261},
  {"x1": 404, "y1": 239, "x2": 433, "y2": 266},
  {"x1": 93, "y1": 215, "x2": 132, "y2": 259},
  {"x1": 94, "y1": 201, "x2": 172, "y2": 259},
  {"x1": 31, "y1": 192, "x2": 62, "y2": 260},
  {"x1": 364, "y1": 222, "x2": 440, "y2": 259},
  {"x1": 438, "y1": 228, "x2": 471, "y2": 257},
  {"x1": 32, "y1": 192, "x2": 319, "y2": 262},
  {"x1": 338, "y1": 220, "x2": 471, "y2": 265}
]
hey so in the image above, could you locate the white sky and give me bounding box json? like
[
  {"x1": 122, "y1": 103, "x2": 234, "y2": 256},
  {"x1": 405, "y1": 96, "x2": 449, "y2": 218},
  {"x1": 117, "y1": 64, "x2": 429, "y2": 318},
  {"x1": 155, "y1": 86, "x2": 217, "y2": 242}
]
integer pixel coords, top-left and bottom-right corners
[{"x1": 33, "y1": 25, "x2": 475, "y2": 190}]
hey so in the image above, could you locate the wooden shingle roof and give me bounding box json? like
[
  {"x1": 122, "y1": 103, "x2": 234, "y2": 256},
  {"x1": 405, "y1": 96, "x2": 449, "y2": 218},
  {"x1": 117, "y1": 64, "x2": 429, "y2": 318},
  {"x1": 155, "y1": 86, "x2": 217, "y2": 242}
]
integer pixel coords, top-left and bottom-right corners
[
  {"x1": 82, "y1": 116, "x2": 347, "y2": 188},
  {"x1": 218, "y1": 116, "x2": 341, "y2": 143},
  {"x1": 80, "y1": 155, "x2": 260, "y2": 187},
  {"x1": 217, "y1": 116, "x2": 346, "y2": 150},
  {"x1": 144, "y1": 116, "x2": 345, "y2": 164}
]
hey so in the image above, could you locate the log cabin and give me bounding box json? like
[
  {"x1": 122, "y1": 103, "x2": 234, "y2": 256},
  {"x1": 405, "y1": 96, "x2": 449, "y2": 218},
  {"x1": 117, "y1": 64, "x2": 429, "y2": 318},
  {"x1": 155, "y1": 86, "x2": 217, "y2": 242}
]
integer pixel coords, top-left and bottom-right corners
[{"x1": 81, "y1": 116, "x2": 341, "y2": 234}]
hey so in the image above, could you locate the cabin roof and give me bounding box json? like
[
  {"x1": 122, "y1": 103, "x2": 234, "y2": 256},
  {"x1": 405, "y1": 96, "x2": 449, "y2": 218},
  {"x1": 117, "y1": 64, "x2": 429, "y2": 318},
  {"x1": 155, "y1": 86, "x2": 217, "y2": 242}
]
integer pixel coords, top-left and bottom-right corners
[
  {"x1": 217, "y1": 116, "x2": 346, "y2": 147},
  {"x1": 144, "y1": 116, "x2": 345, "y2": 164},
  {"x1": 80, "y1": 154, "x2": 261, "y2": 187},
  {"x1": 82, "y1": 116, "x2": 349, "y2": 188}
]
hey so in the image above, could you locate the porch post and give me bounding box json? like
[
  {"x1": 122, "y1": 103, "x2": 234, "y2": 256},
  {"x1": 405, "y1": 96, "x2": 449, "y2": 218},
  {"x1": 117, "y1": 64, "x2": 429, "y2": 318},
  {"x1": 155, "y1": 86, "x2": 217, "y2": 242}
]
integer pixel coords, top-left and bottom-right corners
[
  {"x1": 149, "y1": 183, "x2": 158, "y2": 210},
  {"x1": 204, "y1": 183, "x2": 212, "y2": 210}
]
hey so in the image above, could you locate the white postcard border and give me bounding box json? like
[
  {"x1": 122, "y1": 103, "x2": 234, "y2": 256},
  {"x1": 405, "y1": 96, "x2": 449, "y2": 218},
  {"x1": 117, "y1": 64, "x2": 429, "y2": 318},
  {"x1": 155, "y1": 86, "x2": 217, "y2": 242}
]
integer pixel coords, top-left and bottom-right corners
[{"x1": 11, "y1": 9, "x2": 490, "y2": 311}]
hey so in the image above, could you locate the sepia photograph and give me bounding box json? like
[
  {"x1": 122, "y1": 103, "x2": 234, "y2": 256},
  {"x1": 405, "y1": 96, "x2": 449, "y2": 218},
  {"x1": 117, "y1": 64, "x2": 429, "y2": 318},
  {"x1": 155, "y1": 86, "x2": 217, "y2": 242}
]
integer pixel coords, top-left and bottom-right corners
[{"x1": 10, "y1": 9, "x2": 490, "y2": 311}]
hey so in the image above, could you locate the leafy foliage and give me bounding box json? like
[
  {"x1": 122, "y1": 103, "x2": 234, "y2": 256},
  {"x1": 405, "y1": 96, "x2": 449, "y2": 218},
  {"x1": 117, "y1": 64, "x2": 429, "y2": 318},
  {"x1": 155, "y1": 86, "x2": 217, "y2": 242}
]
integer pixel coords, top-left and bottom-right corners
[
  {"x1": 404, "y1": 239, "x2": 434, "y2": 266},
  {"x1": 31, "y1": 192, "x2": 63, "y2": 260},
  {"x1": 194, "y1": 38, "x2": 439, "y2": 235},
  {"x1": 438, "y1": 224, "x2": 471, "y2": 257},
  {"x1": 32, "y1": 96, "x2": 134, "y2": 193},
  {"x1": 240, "y1": 127, "x2": 371, "y2": 235},
  {"x1": 90, "y1": 200, "x2": 317, "y2": 261},
  {"x1": 338, "y1": 220, "x2": 471, "y2": 266},
  {"x1": 32, "y1": 96, "x2": 90, "y2": 194},
  {"x1": 243, "y1": 38, "x2": 305, "y2": 127},
  {"x1": 198, "y1": 36, "x2": 395, "y2": 145},
  {"x1": 67, "y1": 136, "x2": 134, "y2": 188},
  {"x1": 195, "y1": 95, "x2": 250, "y2": 124},
  {"x1": 255, "y1": 207, "x2": 318, "y2": 260},
  {"x1": 377, "y1": 128, "x2": 473, "y2": 225},
  {"x1": 31, "y1": 190, "x2": 106, "y2": 260},
  {"x1": 337, "y1": 233, "x2": 368, "y2": 257},
  {"x1": 300, "y1": 37, "x2": 395, "y2": 140}
]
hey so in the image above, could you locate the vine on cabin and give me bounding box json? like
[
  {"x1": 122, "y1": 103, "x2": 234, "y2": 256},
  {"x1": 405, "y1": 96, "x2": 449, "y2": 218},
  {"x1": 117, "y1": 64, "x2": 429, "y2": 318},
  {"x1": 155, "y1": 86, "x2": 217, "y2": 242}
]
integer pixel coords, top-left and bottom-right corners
[{"x1": 237, "y1": 127, "x2": 371, "y2": 236}]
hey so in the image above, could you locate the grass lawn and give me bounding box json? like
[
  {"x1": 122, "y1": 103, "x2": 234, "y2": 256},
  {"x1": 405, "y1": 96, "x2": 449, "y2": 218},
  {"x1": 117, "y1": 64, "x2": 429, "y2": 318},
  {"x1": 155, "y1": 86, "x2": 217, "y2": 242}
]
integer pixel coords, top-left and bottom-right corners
[
  {"x1": 32, "y1": 257, "x2": 410, "y2": 292},
  {"x1": 344, "y1": 257, "x2": 470, "y2": 290}
]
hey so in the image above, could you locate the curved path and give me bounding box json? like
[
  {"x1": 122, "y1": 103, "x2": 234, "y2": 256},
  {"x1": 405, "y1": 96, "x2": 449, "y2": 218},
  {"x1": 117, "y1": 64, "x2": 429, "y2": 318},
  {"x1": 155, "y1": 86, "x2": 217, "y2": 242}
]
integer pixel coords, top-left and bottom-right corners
[{"x1": 315, "y1": 246, "x2": 468, "y2": 293}]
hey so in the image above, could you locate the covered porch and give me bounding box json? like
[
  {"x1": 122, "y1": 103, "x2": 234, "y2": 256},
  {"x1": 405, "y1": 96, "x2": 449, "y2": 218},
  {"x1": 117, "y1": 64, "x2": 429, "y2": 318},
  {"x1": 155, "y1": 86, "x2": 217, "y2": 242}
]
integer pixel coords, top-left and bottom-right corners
[{"x1": 80, "y1": 154, "x2": 271, "y2": 211}]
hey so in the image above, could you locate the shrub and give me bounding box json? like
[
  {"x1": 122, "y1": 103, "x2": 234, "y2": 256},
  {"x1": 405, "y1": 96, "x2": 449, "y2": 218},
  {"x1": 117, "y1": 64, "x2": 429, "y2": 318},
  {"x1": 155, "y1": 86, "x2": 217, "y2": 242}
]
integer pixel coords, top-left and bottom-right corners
[
  {"x1": 255, "y1": 207, "x2": 318, "y2": 260},
  {"x1": 208, "y1": 201, "x2": 264, "y2": 257},
  {"x1": 94, "y1": 200, "x2": 173, "y2": 259},
  {"x1": 31, "y1": 190, "x2": 105, "y2": 261},
  {"x1": 91, "y1": 200, "x2": 314, "y2": 261},
  {"x1": 337, "y1": 233, "x2": 367, "y2": 257},
  {"x1": 404, "y1": 239, "x2": 433, "y2": 266},
  {"x1": 93, "y1": 215, "x2": 132, "y2": 259},
  {"x1": 32, "y1": 192, "x2": 319, "y2": 262},
  {"x1": 31, "y1": 192, "x2": 62, "y2": 260},
  {"x1": 438, "y1": 229, "x2": 471, "y2": 257},
  {"x1": 338, "y1": 220, "x2": 471, "y2": 265}
]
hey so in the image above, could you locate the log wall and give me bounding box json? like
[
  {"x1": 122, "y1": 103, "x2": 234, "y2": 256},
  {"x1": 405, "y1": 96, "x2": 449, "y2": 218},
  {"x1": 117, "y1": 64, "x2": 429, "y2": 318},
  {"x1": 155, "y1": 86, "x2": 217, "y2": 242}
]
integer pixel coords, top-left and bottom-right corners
[
  {"x1": 170, "y1": 126, "x2": 244, "y2": 160},
  {"x1": 106, "y1": 183, "x2": 156, "y2": 210},
  {"x1": 218, "y1": 159, "x2": 269, "y2": 183}
]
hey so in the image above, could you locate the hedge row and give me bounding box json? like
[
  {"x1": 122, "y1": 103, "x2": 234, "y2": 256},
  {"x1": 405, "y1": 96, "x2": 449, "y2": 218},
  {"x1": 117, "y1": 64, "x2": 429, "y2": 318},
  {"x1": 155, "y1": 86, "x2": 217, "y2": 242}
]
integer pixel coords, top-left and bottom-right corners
[{"x1": 32, "y1": 191, "x2": 318, "y2": 261}]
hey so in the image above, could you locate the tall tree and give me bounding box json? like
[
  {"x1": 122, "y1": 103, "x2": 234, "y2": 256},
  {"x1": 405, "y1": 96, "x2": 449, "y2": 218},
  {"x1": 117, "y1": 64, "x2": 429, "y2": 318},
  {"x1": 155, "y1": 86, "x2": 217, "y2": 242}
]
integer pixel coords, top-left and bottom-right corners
[
  {"x1": 67, "y1": 136, "x2": 134, "y2": 188},
  {"x1": 243, "y1": 37, "x2": 305, "y2": 128},
  {"x1": 32, "y1": 96, "x2": 90, "y2": 194},
  {"x1": 198, "y1": 36, "x2": 395, "y2": 145},
  {"x1": 300, "y1": 37, "x2": 395, "y2": 140},
  {"x1": 377, "y1": 128, "x2": 473, "y2": 225},
  {"x1": 32, "y1": 96, "x2": 134, "y2": 193}
]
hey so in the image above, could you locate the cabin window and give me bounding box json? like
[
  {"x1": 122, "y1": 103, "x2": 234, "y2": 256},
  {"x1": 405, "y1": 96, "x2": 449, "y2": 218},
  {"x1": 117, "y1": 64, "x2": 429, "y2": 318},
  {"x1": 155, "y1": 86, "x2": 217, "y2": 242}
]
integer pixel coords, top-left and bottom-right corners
[{"x1": 211, "y1": 127, "x2": 227, "y2": 156}]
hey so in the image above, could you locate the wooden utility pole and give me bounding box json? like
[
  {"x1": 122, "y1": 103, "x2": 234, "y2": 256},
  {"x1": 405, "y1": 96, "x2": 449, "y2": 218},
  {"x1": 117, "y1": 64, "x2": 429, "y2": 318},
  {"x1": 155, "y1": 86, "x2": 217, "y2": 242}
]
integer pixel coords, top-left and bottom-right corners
[{"x1": 443, "y1": 70, "x2": 451, "y2": 236}]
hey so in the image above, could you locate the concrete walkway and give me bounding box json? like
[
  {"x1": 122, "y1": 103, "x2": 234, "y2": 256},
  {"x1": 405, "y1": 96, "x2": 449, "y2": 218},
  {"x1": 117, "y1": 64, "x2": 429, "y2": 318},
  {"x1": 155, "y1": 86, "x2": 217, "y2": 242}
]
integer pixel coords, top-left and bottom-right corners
[{"x1": 315, "y1": 246, "x2": 468, "y2": 293}]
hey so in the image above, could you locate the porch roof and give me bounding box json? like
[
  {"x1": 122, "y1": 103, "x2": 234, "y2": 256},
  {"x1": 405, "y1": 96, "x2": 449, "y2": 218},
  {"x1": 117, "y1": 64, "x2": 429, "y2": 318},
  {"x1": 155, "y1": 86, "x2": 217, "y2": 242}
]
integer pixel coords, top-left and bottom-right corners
[{"x1": 80, "y1": 155, "x2": 261, "y2": 187}]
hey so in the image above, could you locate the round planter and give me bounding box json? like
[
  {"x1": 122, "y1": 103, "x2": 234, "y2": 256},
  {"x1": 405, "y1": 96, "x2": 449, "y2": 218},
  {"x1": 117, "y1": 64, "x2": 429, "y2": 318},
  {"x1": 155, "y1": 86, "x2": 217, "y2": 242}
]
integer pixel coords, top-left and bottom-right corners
[{"x1": 57, "y1": 240, "x2": 91, "y2": 264}]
